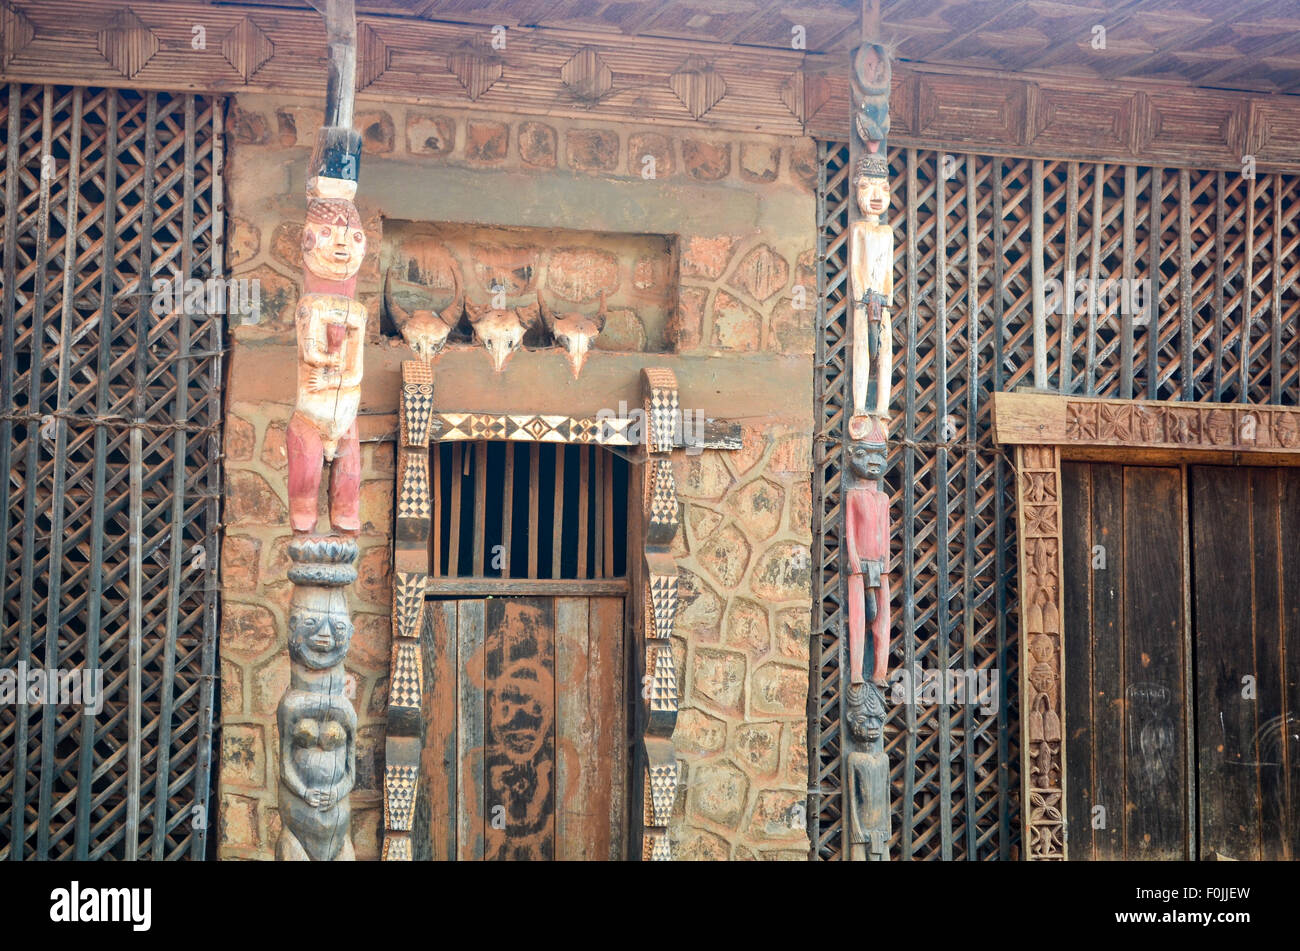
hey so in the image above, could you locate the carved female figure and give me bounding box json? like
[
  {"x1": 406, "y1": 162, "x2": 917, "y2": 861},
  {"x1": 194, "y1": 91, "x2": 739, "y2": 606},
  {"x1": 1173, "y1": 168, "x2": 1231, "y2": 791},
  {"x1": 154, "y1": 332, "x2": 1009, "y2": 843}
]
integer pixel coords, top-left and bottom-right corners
[
  {"x1": 287, "y1": 197, "x2": 368, "y2": 535},
  {"x1": 277, "y1": 538, "x2": 358, "y2": 861}
]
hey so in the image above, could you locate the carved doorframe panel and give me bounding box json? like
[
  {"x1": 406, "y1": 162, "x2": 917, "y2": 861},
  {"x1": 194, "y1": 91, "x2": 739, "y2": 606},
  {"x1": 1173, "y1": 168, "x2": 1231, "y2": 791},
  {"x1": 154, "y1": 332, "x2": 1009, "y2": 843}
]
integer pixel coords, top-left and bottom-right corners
[
  {"x1": 381, "y1": 362, "x2": 741, "y2": 861},
  {"x1": 993, "y1": 391, "x2": 1300, "y2": 860}
]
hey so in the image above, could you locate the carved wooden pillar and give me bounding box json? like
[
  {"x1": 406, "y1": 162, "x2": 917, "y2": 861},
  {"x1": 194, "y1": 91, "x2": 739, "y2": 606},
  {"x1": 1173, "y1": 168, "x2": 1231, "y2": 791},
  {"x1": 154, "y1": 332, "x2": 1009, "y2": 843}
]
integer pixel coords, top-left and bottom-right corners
[
  {"x1": 384, "y1": 362, "x2": 435, "y2": 859},
  {"x1": 638, "y1": 368, "x2": 681, "y2": 860},
  {"x1": 275, "y1": 0, "x2": 366, "y2": 862},
  {"x1": 1015, "y1": 444, "x2": 1066, "y2": 860},
  {"x1": 841, "y1": 14, "x2": 895, "y2": 860}
]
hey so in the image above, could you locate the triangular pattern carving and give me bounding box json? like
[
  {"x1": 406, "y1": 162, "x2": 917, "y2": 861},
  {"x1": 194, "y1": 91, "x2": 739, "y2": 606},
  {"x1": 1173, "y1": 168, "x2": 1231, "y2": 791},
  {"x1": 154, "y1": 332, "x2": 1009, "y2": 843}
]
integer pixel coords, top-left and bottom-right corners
[
  {"x1": 96, "y1": 7, "x2": 159, "y2": 79},
  {"x1": 669, "y1": 55, "x2": 726, "y2": 119},
  {"x1": 221, "y1": 17, "x2": 274, "y2": 81}
]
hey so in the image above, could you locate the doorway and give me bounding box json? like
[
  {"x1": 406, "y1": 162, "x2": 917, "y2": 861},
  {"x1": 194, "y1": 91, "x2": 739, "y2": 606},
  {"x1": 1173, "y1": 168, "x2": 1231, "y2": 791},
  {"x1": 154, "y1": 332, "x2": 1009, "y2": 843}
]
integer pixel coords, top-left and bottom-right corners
[{"x1": 1062, "y1": 462, "x2": 1300, "y2": 860}]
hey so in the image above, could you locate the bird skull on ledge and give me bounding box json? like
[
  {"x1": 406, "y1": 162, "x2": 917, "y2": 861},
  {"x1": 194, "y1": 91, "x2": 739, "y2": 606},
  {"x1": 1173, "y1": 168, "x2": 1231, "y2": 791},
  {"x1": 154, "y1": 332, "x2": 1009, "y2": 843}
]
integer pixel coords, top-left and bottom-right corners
[
  {"x1": 464, "y1": 295, "x2": 541, "y2": 372},
  {"x1": 385, "y1": 267, "x2": 463, "y2": 363},
  {"x1": 539, "y1": 290, "x2": 607, "y2": 379}
]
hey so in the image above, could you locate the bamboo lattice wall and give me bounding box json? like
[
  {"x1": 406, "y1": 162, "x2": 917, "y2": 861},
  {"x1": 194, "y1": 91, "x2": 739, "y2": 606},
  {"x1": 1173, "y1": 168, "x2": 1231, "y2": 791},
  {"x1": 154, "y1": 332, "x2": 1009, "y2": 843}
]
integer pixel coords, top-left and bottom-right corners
[
  {"x1": 0, "y1": 84, "x2": 223, "y2": 860},
  {"x1": 813, "y1": 140, "x2": 1300, "y2": 860}
]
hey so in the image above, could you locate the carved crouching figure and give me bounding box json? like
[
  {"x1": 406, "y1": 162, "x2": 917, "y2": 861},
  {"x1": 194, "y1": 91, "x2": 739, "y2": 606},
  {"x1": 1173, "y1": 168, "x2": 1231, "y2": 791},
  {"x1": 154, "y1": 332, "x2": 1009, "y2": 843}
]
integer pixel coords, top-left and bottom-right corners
[
  {"x1": 464, "y1": 295, "x2": 542, "y2": 372},
  {"x1": 288, "y1": 197, "x2": 367, "y2": 535},
  {"x1": 277, "y1": 538, "x2": 358, "y2": 861},
  {"x1": 538, "y1": 290, "x2": 607, "y2": 379}
]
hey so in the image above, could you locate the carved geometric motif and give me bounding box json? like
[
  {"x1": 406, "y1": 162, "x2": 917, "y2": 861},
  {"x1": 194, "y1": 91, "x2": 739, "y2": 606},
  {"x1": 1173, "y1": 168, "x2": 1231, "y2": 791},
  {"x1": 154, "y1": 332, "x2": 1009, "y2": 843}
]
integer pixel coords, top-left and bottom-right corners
[
  {"x1": 433, "y1": 411, "x2": 636, "y2": 445},
  {"x1": 645, "y1": 457, "x2": 679, "y2": 542},
  {"x1": 645, "y1": 639, "x2": 678, "y2": 717},
  {"x1": 97, "y1": 8, "x2": 160, "y2": 79},
  {"x1": 401, "y1": 361, "x2": 435, "y2": 448},
  {"x1": 383, "y1": 764, "x2": 417, "y2": 832},
  {"x1": 0, "y1": 1, "x2": 36, "y2": 70},
  {"x1": 221, "y1": 17, "x2": 274, "y2": 81},
  {"x1": 669, "y1": 55, "x2": 727, "y2": 119},
  {"x1": 644, "y1": 760, "x2": 678, "y2": 828},
  {"x1": 1060, "y1": 399, "x2": 1300, "y2": 453},
  {"x1": 393, "y1": 572, "x2": 426, "y2": 641},
  {"x1": 561, "y1": 46, "x2": 613, "y2": 102},
  {"x1": 382, "y1": 835, "x2": 411, "y2": 861},
  {"x1": 359, "y1": 22, "x2": 389, "y2": 90},
  {"x1": 645, "y1": 555, "x2": 679, "y2": 642},
  {"x1": 397, "y1": 456, "x2": 430, "y2": 520},
  {"x1": 389, "y1": 641, "x2": 422, "y2": 711},
  {"x1": 642, "y1": 367, "x2": 679, "y2": 454},
  {"x1": 447, "y1": 46, "x2": 502, "y2": 101}
]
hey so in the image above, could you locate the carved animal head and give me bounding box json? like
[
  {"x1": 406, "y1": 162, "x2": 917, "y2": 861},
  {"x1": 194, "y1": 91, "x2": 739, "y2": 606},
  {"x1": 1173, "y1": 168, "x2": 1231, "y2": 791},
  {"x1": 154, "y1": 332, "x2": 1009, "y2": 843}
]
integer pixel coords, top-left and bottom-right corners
[
  {"x1": 464, "y1": 295, "x2": 541, "y2": 372},
  {"x1": 385, "y1": 266, "x2": 462, "y2": 362},
  {"x1": 538, "y1": 291, "x2": 607, "y2": 379}
]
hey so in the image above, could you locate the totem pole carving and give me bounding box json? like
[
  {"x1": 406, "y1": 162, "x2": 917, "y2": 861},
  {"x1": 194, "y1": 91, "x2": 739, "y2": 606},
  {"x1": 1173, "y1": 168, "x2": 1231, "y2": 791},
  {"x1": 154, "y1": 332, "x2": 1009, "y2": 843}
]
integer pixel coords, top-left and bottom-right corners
[
  {"x1": 277, "y1": 538, "x2": 359, "y2": 861},
  {"x1": 277, "y1": 0, "x2": 363, "y2": 861},
  {"x1": 843, "y1": 30, "x2": 894, "y2": 861}
]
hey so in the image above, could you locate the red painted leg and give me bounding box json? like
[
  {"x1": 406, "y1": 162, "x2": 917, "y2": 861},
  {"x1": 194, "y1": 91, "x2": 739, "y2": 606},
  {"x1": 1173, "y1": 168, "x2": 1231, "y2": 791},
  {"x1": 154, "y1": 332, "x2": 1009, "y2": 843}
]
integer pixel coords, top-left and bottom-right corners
[
  {"x1": 871, "y1": 575, "x2": 891, "y2": 685},
  {"x1": 286, "y1": 412, "x2": 325, "y2": 534},
  {"x1": 328, "y1": 419, "x2": 362, "y2": 535},
  {"x1": 848, "y1": 572, "x2": 866, "y2": 686}
]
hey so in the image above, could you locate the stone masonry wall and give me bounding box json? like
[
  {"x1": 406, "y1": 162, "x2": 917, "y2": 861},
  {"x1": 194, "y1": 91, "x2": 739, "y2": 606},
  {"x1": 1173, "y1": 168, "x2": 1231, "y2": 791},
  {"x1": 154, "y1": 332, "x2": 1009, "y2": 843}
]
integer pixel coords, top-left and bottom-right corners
[{"x1": 217, "y1": 93, "x2": 818, "y2": 860}]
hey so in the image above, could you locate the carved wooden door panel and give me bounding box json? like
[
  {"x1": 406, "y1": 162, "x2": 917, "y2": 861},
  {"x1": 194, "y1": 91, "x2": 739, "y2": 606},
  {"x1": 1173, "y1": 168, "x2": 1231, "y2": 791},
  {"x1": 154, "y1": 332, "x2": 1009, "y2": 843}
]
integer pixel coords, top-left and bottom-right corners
[
  {"x1": 420, "y1": 596, "x2": 625, "y2": 861},
  {"x1": 1190, "y1": 467, "x2": 1300, "y2": 861},
  {"x1": 1061, "y1": 463, "x2": 1192, "y2": 860}
]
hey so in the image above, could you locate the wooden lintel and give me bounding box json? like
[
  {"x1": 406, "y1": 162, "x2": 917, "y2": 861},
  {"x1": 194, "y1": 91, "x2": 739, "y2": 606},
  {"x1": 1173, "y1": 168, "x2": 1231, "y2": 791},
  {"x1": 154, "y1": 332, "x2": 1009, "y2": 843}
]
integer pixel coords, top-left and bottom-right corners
[{"x1": 425, "y1": 577, "x2": 629, "y2": 597}]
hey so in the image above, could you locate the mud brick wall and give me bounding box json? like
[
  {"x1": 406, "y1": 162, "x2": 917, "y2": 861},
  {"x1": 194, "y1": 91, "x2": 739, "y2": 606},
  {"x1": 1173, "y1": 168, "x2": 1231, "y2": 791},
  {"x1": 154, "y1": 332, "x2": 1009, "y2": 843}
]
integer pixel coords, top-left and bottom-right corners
[{"x1": 217, "y1": 93, "x2": 818, "y2": 860}]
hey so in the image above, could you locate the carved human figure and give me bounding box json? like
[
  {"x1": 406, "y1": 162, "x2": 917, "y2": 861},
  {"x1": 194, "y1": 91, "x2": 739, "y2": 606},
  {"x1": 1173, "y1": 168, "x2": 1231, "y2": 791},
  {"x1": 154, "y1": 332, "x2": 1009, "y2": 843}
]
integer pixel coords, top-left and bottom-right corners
[
  {"x1": 845, "y1": 681, "x2": 889, "y2": 860},
  {"x1": 277, "y1": 538, "x2": 358, "y2": 861},
  {"x1": 850, "y1": 156, "x2": 893, "y2": 423},
  {"x1": 845, "y1": 425, "x2": 890, "y2": 687},
  {"x1": 287, "y1": 197, "x2": 368, "y2": 535}
]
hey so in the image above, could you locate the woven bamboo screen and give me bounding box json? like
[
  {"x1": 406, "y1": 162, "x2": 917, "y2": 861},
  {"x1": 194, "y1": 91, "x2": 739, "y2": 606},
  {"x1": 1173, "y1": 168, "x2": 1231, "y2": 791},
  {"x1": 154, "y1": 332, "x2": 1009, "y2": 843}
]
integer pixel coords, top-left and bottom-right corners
[
  {"x1": 0, "y1": 85, "x2": 224, "y2": 860},
  {"x1": 812, "y1": 141, "x2": 1300, "y2": 860}
]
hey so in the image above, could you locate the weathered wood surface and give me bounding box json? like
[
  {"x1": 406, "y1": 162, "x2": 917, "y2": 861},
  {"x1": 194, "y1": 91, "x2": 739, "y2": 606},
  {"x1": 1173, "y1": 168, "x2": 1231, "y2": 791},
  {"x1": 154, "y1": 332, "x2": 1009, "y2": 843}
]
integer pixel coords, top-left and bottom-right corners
[
  {"x1": 455, "y1": 599, "x2": 486, "y2": 861},
  {"x1": 422, "y1": 600, "x2": 457, "y2": 861}
]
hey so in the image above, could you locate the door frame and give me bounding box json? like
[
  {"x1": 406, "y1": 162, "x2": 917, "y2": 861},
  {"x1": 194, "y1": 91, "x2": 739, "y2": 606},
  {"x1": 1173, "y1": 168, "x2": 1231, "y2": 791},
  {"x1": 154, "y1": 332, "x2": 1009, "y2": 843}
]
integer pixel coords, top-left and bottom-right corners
[
  {"x1": 383, "y1": 362, "x2": 714, "y2": 861},
  {"x1": 993, "y1": 390, "x2": 1300, "y2": 860}
]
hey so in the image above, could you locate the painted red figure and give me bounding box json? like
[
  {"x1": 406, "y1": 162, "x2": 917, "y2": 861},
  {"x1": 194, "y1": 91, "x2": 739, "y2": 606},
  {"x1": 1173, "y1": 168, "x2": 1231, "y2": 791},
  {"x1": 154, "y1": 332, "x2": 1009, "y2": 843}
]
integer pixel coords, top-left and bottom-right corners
[
  {"x1": 287, "y1": 197, "x2": 367, "y2": 536},
  {"x1": 845, "y1": 419, "x2": 890, "y2": 686}
]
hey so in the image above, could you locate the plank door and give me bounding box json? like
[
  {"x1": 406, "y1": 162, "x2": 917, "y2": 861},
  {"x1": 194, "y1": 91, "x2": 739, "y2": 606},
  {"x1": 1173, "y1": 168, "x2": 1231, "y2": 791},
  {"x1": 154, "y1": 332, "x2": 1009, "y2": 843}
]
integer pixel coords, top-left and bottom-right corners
[
  {"x1": 1190, "y1": 467, "x2": 1300, "y2": 861},
  {"x1": 421, "y1": 596, "x2": 625, "y2": 860},
  {"x1": 1062, "y1": 463, "x2": 1192, "y2": 859}
]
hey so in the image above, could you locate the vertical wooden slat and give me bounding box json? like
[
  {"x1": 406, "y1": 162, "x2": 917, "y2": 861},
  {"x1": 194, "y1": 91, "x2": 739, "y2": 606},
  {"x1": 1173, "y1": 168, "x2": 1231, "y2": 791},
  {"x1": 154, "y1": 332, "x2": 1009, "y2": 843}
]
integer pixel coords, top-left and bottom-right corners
[
  {"x1": 900, "y1": 147, "x2": 919, "y2": 859},
  {"x1": 1061, "y1": 462, "x2": 1093, "y2": 860},
  {"x1": 1062, "y1": 162, "x2": 1078, "y2": 394},
  {"x1": 1086, "y1": 163, "x2": 1104, "y2": 396},
  {"x1": 1146, "y1": 167, "x2": 1162, "y2": 400},
  {"x1": 75, "y1": 86, "x2": 118, "y2": 860},
  {"x1": 456, "y1": 599, "x2": 485, "y2": 861},
  {"x1": 1279, "y1": 470, "x2": 1300, "y2": 858},
  {"x1": 1272, "y1": 174, "x2": 1283, "y2": 404},
  {"x1": 473, "y1": 440, "x2": 486, "y2": 576},
  {"x1": 934, "y1": 150, "x2": 953, "y2": 859},
  {"x1": 556, "y1": 596, "x2": 618, "y2": 859},
  {"x1": 12, "y1": 85, "x2": 56, "y2": 862},
  {"x1": 483, "y1": 597, "x2": 555, "y2": 860},
  {"x1": 1242, "y1": 176, "x2": 1256, "y2": 402},
  {"x1": 1120, "y1": 165, "x2": 1136, "y2": 399},
  {"x1": 552, "y1": 444, "x2": 565, "y2": 578},
  {"x1": 425, "y1": 601, "x2": 458, "y2": 860},
  {"x1": 152, "y1": 93, "x2": 197, "y2": 859},
  {"x1": 431, "y1": 445, "x2": 441, "y2": 575},
  {"x1": 1179, "y1": 169, "x2": 1193, "y2": 400},
  {"x1": 1031, "y1": 159, "x2": 1047, "y2": 388},
  {"x1": 501, "y1": 442, "x2": 513, "y2": 577},
  {"x1": 577, "y1": 444, "x2": 589, "y2": 578},
  {"x1": 1213, "y1": 172, "x2": 1226, "y2": 401},
  {"x1": 604, "y1": 450, "x2": 615, "y2": 577},
  {"x1": 962, "y1": 154, "x2": 979, "y2": 858},
  {"x1": 528, "y1": 443, "x2": 539, "y2": 579},
  {"x1": 593, "y1": 447, "x2": 604, "y2": 578},
  {"x1": 448, "y1": 443, "x2": 462, "y2": 576},
  {"x1": 36, "y1": 86, "x2": 82, "y2": 861}
]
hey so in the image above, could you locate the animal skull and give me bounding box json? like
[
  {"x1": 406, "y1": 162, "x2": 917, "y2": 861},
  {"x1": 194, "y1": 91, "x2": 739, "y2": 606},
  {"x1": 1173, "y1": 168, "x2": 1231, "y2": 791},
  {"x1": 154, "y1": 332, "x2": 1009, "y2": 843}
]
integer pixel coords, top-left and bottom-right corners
[
  {"x1": 465, "y1": 295, "x2": 541, "y2": 372},
  {"x1": 386, "y1": 266, "x2": 463, "y2": 363},
  {"x1": 538, "y1": 290, "x2": 607, "y2": 379}
]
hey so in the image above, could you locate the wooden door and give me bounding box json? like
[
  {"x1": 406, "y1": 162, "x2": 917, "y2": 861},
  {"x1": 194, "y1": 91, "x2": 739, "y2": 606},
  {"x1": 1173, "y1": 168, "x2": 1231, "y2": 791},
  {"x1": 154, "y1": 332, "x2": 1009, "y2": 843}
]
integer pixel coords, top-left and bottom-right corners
[
  {"x1": 1190, "y1": 467, "x2": 1300, "y2": 861},
  {"x1": 420, "y1": 596, "x2": 625, "y2": 860},
  {"x1": 1062, "y1": 463, "x2": 1192, "y2": 859}
]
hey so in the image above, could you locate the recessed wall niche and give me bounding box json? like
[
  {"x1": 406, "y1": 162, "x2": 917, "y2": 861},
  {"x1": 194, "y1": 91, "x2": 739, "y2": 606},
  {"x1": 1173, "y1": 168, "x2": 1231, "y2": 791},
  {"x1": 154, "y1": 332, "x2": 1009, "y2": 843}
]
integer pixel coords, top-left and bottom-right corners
[{"x1": 380, "y1": 220, "x2": 678, "y2": 354}]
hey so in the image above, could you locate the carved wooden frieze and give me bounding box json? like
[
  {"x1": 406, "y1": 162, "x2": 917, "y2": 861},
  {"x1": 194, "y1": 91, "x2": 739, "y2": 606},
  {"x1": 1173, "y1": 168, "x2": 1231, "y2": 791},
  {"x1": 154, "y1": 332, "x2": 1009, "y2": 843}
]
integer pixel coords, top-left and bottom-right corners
[
  {"x1": 1015, "y1": 444, "x2": 1065, "y2": 861},
  {"x1": 434, "y1": 412, "x2": 638, "y2": 445}
]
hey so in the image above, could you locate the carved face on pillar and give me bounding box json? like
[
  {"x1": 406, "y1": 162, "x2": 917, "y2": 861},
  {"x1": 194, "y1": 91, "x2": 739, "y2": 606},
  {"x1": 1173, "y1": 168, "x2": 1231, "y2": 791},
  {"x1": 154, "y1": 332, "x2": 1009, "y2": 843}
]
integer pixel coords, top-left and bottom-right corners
[
  {"x1": 302, "y1": 198, "x2": 366, "y2": 282},
  {"x1": 1205, "y1": 409, "x2": 1232, "y2": 445},
  {"x1": 1277, "y1": 412, "x2": 1298, "y2": 448},
  {"x1": 855, "y1": 156, "x2": 891, "y2": 218},
  {"x1": 288, "y1": 603, "x2": 355, "y2": 669},
  {"x1": 847, "y1": 439, "x2": 886, "y2": 485},
  {"x1": 846, "y1": 682, "x2": 885, "y2": 743}
]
